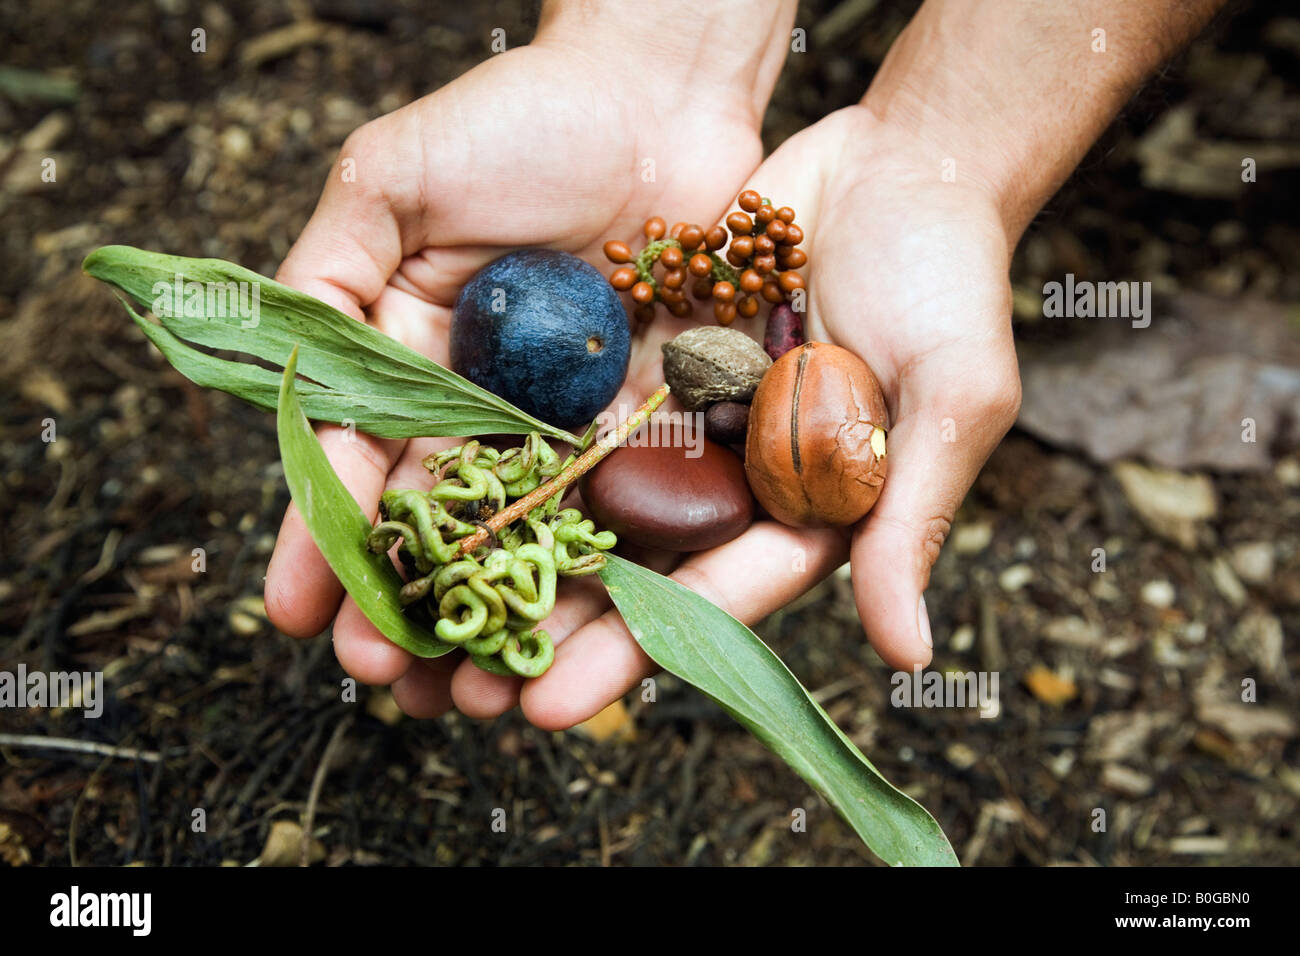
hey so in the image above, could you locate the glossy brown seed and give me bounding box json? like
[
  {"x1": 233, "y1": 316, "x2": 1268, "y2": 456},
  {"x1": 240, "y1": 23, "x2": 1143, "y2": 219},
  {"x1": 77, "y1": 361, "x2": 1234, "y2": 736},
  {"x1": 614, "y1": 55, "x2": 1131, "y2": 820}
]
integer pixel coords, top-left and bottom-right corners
[
  {"x1": 689, "y1": 253, "x2": 713, "y2": 277},
  {"x1": 778, "y1": 271, "x2": 804, "y2": 293},
  {"x1": 783, "y1": 223, "x2": 804, "y2": 246},
  {"x1": 668, "y1": 298, "x2": 692, "y2": 318},
  {"x1": 705, "y1": 226, "x2": 728, "y2": 250},
  {"x1": 662, "y1": 267, "x2": 686, "y2": 289},
  {"x1": 669, "y1": 221, "x2": 686, "y2": 239},
  {"x1": 754, "y1": 234, "x2": 775, "y2": 256},
  {"x1": 659, "y1": 286, "x2": 685, "y2": 305},
  {"x1": 754, "y1": 255, "x2": 777, "y2": 274},
  {"x1": 679, "y1": 224, "x2": 704, "y2": 249},
  {"x1": 755, "y1": 204, "x2": 775, "y2": 225},
  {"x1": 726, "y1": 248, "x2": 748, "y2": 268},
  {"x1": 609, "y1": 266, "x2": 638, "y2": 290},
  {"x1": 745, "y1": 342, "x2": 888, "y2": 527},
  {"x1": 737, "y1": 190, "x2": 762, "y2": 213},
  {"x1": 776, "y1": 206, "x2": 796, "y2": 223},
  {"x1": 714, "y1": 301, "x2": 737, "y2": 325},
  {"x1": 778, "y1": 247, "x2": 807, "y2": 269},
  {"x1": 603, "y1": 240, "x2": 633, "y2": 263},
  {"x1": 761, "y1": 279, "x2": 784, "y2": 303},
  {"x1": 726, "y1": 212, "x2": 753, "y2": 236},
  {"x1": 644, "y1": 217, "x2": 666, "y2": 240},
  {"x1": 712, "y1": 281, "x2": 736, "y2": 302},
  {"x1": 766, "y1": 220, "x2": 788, "y2": 242},
  {"x1": 705, "y1": 401, "x2": 750, "y2": 446},
  {"x1": 737, "y1": 294, "x2": 759, "y2": 318},
  {"x1": 631, "y1": 281, "x2": 655, "y2": 304},
  {"x1": 730, "y1": 235, "x2": 755, "y2": 259},
  {"x1": 660, "y1": 245, "x2": 683, "y2": 268},
  {"x1": 580, "y1": 425, "x2": 753, "y2": 552},
  {"x1": 692, "y1": 277, "x2": 714, "y2": 300},
  {"x1": 634, "y1": 303, "x2": 656, "y2": 323},
  {"x1": 739, "y1": 269, "x2": 764, "y2": 293}
]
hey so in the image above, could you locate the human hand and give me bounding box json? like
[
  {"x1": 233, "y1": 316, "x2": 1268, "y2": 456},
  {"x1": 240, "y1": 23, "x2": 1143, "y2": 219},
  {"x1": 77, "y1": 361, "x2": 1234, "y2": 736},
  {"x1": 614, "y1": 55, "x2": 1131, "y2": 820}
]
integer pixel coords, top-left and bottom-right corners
[{"x1": 264, "y1": 1, "x2": 797, "y2": 716}]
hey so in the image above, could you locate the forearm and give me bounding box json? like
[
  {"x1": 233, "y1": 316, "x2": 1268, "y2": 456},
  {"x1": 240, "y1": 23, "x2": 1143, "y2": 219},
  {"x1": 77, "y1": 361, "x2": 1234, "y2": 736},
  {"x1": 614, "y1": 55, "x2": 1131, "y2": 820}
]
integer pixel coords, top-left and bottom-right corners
[
  {"x1": 863, "y1": 0, "x2": 1226, "y2": 240},
  {"x1": 534, "y1": 0, "x2": 797, "y2": 123}
]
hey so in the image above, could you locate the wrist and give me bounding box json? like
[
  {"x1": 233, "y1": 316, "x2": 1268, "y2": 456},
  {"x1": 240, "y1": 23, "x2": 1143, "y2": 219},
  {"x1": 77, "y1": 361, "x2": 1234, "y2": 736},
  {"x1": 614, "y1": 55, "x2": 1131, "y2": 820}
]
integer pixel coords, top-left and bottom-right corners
[
  {"x1": 533, "y1": 0, "x2": 797, "y2": 126},
  {"x1": 861, "y1": 0, "x2": 1224, "y2": 242}
]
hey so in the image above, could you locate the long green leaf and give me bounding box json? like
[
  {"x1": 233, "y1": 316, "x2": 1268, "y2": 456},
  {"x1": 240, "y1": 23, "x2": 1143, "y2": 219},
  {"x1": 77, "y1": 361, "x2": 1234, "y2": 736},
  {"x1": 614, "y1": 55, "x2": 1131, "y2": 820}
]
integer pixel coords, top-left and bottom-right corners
[
  {"x1": 276, "y1": 347, "x2": 454, "y2": 658},
  {"x1": 598, "y1": 554, "x2": 958, "y2": 867},
  {"x1": 84, "y1": 245, "x2": 579, "y2": 444}
]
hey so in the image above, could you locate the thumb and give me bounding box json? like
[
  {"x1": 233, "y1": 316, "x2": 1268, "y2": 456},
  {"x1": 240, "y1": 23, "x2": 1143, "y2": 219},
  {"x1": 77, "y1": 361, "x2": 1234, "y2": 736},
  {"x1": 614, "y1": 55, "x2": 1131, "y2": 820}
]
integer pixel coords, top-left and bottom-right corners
[
  {"x1": 275, "y1": 118, "x2": 412, "y2": 318},
  {"x1": 850, "y1": 347, "x2": 1021, "y2": 670}
]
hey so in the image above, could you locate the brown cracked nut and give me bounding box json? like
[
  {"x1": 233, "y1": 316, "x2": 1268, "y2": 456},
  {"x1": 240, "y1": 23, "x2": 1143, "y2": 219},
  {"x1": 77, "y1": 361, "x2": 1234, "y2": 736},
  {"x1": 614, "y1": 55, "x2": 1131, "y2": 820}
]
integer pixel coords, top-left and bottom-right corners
[
  {"x1": 744, "y1": 342, "x2": 888, "y2": 527},
  {"x1": 661, "y1": 326, "x2": 771, "y2": 412}
]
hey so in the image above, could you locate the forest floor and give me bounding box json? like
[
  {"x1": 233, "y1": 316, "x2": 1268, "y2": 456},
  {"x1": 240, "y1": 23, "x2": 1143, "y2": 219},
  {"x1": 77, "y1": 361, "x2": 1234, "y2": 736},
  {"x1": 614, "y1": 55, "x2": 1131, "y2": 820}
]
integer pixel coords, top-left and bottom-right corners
[{"x1": 1, "y1": 0, "x2": 1297, "y2": 866}]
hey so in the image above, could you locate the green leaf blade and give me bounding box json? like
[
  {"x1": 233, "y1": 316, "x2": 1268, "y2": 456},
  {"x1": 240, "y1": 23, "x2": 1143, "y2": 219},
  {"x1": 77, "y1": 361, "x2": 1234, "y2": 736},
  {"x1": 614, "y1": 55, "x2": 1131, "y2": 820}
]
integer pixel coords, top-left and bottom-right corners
[
  {"x1": 84, "y1": 245, "x2": 579, "y2": 444},
  {"x1": 598, "y1": 553, "x2": 958, "y2": 867},
  {"x1": 276, "y1": 346, "x2": 455, "y2": 658}
]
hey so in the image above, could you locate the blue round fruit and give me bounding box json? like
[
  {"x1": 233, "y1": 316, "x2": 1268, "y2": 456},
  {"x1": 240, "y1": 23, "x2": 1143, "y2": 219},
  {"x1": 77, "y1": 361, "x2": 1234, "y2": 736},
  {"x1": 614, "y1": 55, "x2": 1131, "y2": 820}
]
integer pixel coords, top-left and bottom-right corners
[{"x1": 450, "y1": 249, "x2": 631, "y2": 429}]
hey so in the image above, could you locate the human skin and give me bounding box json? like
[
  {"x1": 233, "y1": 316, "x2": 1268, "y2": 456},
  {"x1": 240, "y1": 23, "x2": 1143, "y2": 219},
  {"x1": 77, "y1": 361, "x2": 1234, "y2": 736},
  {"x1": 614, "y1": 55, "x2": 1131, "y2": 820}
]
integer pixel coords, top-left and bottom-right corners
[{"x1": 265, "y1": 0, "x2": 1224, "y2": 725}]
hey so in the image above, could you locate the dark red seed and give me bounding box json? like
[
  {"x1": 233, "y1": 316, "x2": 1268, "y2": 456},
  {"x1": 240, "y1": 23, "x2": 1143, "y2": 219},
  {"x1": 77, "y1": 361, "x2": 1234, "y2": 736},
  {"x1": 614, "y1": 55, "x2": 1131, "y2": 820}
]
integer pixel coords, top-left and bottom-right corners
[{"x1": 763, "y1": 303, "x2": 806, "y2": 360}]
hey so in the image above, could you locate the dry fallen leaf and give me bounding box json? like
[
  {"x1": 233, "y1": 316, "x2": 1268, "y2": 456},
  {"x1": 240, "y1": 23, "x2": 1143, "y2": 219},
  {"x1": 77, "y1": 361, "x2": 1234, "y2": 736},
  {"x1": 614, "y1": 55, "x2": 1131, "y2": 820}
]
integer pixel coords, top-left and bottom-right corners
[
  {"x1": 258, "y1": 820, "x2": 325, "y2": 867},
  {"x1": 1024, "y1": 666, "x2": 1078, "y2": 706},
  {"x1": 572, "y1": 699, "x2": 635, "y2": 743}
]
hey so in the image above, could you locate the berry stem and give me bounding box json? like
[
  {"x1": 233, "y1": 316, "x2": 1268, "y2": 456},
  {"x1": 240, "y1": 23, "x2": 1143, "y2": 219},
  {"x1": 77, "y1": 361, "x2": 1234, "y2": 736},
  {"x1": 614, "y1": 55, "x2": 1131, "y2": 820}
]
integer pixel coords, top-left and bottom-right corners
[
  {"x1": 707, "y1": 252, "x2": 741, "y2": 287},
  {"x1": 453, "y1": 384, "x2": 671, "y2": 557},
  {"x1": 635, "y1": 239, "x2": 679, "y2": 288}
]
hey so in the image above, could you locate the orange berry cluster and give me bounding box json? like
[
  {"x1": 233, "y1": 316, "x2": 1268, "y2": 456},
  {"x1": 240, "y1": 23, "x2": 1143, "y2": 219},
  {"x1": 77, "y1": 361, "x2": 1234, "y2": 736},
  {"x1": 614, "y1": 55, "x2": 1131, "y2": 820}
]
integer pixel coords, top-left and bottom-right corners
[{"x1": 602, "y1": 190, "x2": 807, "y2": 325}]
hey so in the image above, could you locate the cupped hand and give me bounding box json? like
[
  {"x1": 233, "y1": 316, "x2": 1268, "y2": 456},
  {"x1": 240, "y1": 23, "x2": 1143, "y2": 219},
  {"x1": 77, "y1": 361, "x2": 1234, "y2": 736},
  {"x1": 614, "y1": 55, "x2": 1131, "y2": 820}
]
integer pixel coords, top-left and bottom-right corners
[
  {"x1": 431, "y1": 107, "x2": 1022, "y2": 730},
  {"x1": 740, "y1": 107, "x2": 1023, "y2": 671},
  {"x1": 263, "y1": 36, "x2": 777, "y2": 717}
]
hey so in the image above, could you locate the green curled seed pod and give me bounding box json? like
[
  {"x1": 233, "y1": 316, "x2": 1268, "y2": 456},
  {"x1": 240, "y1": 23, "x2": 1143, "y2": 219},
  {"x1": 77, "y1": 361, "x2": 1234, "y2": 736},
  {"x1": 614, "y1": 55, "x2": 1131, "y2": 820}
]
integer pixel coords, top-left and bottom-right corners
[
  {"x1": 502, "y1": 629, "x2": 555, "y2": 678},
  {"x1": 470, "y1": 653, "x2": 517, "y2": 677},
  {"x1": 485, "y1": 548, "x2": 540, "y2": 603},
  {"x1": 399, "y1": 571, "x2": 436, "y2": 606},
  {"x1": 496, "y1": 543, "x2": 556, "y2": 620},
  {"x1": 433, "y1": 559, "x2": 483, "y2": 602},
  {"x1": 435, "y1": 584, "x2": 488, "y2": 643},
  {"x1": 463, "y1": 626, "x2": 509, "y2": 656},
  {"x1": 367, "y1": 519, "x2": 416, "y2": 555},
  {"x1": 494, "y1": 433, "x2": 539, "y2": 484},
  {"x1": 556, "y1": 551, "x2": 606, "y2": 576},
  {"x1": 467, "y1": 572, "x2": 508, "y2": 636}
]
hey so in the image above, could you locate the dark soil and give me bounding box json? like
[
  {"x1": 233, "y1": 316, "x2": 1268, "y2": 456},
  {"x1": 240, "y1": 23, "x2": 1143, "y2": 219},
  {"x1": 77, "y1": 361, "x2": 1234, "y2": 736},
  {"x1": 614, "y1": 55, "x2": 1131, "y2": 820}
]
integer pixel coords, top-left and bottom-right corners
[{"x1": 1, "y1": 0, "x2": 1297, "y2": 867}]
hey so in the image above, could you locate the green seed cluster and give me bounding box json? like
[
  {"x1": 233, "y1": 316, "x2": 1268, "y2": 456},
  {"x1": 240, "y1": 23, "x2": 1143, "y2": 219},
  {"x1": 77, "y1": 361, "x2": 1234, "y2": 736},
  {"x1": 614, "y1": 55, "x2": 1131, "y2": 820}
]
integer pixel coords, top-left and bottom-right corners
[{"x1": 366, "y1": 433, "x2": 616, "y2": 678}]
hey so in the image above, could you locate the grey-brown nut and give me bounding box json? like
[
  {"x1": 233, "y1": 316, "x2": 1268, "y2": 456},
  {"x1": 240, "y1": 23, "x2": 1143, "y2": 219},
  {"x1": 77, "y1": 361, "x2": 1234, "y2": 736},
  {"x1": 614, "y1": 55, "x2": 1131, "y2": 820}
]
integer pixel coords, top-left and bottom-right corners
[{"x1": 660, "y1": 326, "x2": 772, "y2": 412}]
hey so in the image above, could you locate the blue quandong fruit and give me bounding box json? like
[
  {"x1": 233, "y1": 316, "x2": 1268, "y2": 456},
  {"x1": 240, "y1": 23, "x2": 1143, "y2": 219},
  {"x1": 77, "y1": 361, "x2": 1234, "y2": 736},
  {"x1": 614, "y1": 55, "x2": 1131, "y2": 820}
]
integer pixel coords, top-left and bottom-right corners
[{"x1": 450, "y1": 249, "x2": 631, "y2": 429}]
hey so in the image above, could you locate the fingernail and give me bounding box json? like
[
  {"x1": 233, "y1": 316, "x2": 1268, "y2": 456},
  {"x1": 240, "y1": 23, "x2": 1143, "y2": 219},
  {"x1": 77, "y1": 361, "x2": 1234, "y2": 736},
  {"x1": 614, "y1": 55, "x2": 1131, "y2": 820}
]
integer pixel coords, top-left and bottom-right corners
[{"x1": 917, "y1": 595, "x2": 932, "y2": 649}]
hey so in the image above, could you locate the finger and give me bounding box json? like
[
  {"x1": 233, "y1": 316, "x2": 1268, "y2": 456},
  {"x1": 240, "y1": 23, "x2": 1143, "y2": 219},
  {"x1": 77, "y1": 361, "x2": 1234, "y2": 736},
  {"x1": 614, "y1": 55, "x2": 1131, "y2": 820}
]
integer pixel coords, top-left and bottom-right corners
[
  {"x1": 275, "y1": 121, "x2": 412, "y2": 320},
  {"x1": 265, "y1": 425, "x2": 404, "y2": 637},
  {"x1": 520, "y1": 521, "x2": 849, "y2": 730},
  {"x1": 331, "y1": 593, "x2": 415, "y2": 686},
  {"x1": 850, "y1": 345, "x2": 1021, "y2": 670},
  {"x1": 391, "y1": 656, "x2": 460, "y2": 719}
]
